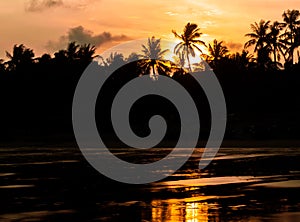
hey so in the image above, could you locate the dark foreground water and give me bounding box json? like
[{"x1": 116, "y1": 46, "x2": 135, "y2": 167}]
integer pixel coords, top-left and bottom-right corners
[{"x1": 0, "y1": 147, "x2": 300, "y2": 221}]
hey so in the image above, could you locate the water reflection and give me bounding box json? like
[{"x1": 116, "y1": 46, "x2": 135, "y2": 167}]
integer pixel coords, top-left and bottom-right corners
[
  {"x1": 150, "y1": 198, "x2": 219, "y2": 222},
  {"x1": 186, "y1": 202, "x2": 209, "y2": 222},
  {"x1": 0, "y1": 147, "x2": 300, "y2": 221}
]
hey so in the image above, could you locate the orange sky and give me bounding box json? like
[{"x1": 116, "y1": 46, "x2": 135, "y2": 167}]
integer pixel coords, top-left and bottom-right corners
[{"x1": 0, "y1": 0, "x2": 299, "y2": 58}]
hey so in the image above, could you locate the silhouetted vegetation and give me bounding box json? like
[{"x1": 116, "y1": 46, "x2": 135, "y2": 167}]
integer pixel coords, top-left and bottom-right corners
[
  {"x1": 172, "y1": 23, "x2": 206, "y2": 71},
  {"x1": 0, "y1": 9, "x2": 300, "y2": 144}
]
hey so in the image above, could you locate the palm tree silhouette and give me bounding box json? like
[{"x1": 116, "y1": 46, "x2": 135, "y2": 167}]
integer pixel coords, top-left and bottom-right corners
[
  {"x1": 66, "y1": 42, "x2": 80, "y2": 61},
  {"x1": 126, "y1": 52, "x2": 140, "y2": 63},
  {"x1": 0, "y1": 59, "x2": 5, "y2": 73},
  {"x1": 295, "y1": 27, "x2": 300, "y2": 62},
  {"x1": 172, "y1": 23, "x2": 206, "y2": 72},
  {"x1": 208, "y1": 39, "x2": 228, "y2": 60},
  {"x1": 267, "y1": 21, "x2": 286, "y2": 68},
  {"x1": 282, "y1": 10, "x2": 300, "y2": 64},
  {"x1": 230, "y1": 50, "x2": 255, "y2": 69},
  {"x1": 100, "y1": 52, "x2": 125, "y2": 68},
  {"x1": 5, "y1": 44, "x2": 35, "y2": 72},
  {"x1": 54, "y1": 49, "x2": 68, "y2": 64},
  {"x1": 138, "y1": 36, "x2": 170, "y2": 79},
  {"x1": 77, "y1": 44, "x2": 96, "y2": 63},
  {"x1": 245, "y1": 20, "x2": 271, "y2": 69},
  {"x1": 206, "y1": 39, "x2": 229, "y2": 69},
  {"x1": 245, "y1": 20, "x2": 270, "y2": 51}
]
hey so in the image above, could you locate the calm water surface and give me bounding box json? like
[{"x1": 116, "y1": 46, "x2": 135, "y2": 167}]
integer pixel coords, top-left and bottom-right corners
[{"x1": 0, "y1": 147, "x2": 300, "y2": 221}]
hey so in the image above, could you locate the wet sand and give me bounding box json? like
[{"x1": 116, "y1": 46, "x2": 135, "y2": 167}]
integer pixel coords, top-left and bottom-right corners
[{"x1": 0, "y1": 146, "x2": 299, "y2": 221}]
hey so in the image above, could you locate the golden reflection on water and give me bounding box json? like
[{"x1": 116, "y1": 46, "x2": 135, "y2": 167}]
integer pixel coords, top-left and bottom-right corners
[
  {"x1": 186, "y1": 202, "x2": 208, "y2": 222},
  {"x1": 151, "y1": 197, "x2": 219, "y2": 222}
]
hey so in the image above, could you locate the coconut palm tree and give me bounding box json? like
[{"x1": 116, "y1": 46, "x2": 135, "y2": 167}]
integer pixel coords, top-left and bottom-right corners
[
  {"x1": 230, "y1": 50, "x2": 255, "y2": 70},
  {"x1": 5, "y1": 44, "x2": 35, "y2": 72},
  {"x1": 267, "y1": 21, "x2": 286, "y2": 67},
  {"x1": 77, "y1": 44, "x2": 96, "y2": 63},
  {"x1": 295, "y1": 27, "x2": 300, "y2": 62},
  {"x1": 0, "y1": 59, "x2": 5, "y2": 73},
  {"x1": 245, "y1": 20, "x2": 271, "y2": 52},
  {"x1": 245, "y1": 20, "x2": 272, "y2": 69},
  {"x1": 172, "y1": 23, "x2": 206, "y2": 72},
  {"x1": 281, "y1": 9, "x2": 300, "y2": 63},
  {"x1": 282, "y1": 9, "x2": 300, "y2": 33},
  {"x1": 66, "y1": 42, "x2": 80, "y2": 61},
  {"x1": 126, "y1": 52, "x2": 140, "y2": 63},
  {"x1": 206, "y1": 39, "x2": 229, "y2": 69},
  {"x1": 138, "y1": 36, "x2": 170, "y2": 79},
  {"x1": 100, "y1": 52, "x2": 125, "y2": 68},
  {"x1": 208, "y1": 39, "x2": 229, "y2": 60}
]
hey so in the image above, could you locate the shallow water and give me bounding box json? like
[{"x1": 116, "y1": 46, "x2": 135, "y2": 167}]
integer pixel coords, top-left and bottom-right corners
[{"x1": 0, "y1": 147, "x2": 300, "y2": 221}]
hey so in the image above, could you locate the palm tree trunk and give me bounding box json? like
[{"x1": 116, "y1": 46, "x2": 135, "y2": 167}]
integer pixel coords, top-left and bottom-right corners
[
  {"x1": 187, "y1": 54, "x2": 192, "y2": 72},
  {"x1": 152, "y1": 63, "x2": 157, "y2": 79},
  {"x1": 290, "y1": 33, "x2": 294, "y2": 64},
  {"x1": 279, "y1": 47, "x2": 287, "y2": 63}
]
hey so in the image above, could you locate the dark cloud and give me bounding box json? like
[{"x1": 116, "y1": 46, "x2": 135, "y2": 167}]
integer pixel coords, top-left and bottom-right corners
[
  {"x1": 226, "y1": 42, "x2": 243, "y2": 51},
  {"x1": 46, "y1": 26, "x2": 129, "y2": 51},
  {"x1": 25, "y1": 0, "x2": 100, "y2": 12},
  {"x1": 25, "y1": 0, "x2": 64, "y2": 12}
]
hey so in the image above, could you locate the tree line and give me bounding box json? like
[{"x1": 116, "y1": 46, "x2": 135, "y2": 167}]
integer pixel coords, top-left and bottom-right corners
[
  {"x1": 1, "y1": 10, "x2": 299, "y2": 75},
  {"x1": 0, "y1": 9, "x2": 299, "y2": 143}
]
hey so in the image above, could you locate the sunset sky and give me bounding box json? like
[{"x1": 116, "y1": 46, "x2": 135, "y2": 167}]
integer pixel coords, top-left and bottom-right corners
[{"x1": 0, "y1": 0, "x2": 299, "y2": 58}]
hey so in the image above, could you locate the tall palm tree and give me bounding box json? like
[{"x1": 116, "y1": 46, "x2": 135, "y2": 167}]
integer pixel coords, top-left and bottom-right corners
[
  {"x1": 245, "y1": 20, "x2": 271, "y2": 68},
  {"x1": 267, "y1": 21, "x2": 286, "y2": 67},
  {"x1": 172, "y1": 23, "x2": 206, "y2": 72},
  {"x1": 282, "y1": 9, "x2": 300, "y2": 63},
  {"x1": 138, "y1": 36, "x2": 170, "y2": 79},
  {"x1": 245, "y1": 20, "x2": 271, "y2": 52},
  {"x1": 295, "y1": 27, "x2": 300, "y2": 62}
]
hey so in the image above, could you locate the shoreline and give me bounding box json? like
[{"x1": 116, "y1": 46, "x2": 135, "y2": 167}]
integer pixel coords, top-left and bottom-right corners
[{"x1": 0, "y1": 139, "x2": 300, "y2": 148}]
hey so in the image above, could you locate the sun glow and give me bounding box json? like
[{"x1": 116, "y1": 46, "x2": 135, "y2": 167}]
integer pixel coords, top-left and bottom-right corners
[{"x1": 162, "y1": 40, "x2": 209, "y2": 69}]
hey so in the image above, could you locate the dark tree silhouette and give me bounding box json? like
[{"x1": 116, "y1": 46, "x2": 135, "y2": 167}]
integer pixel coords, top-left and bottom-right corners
[
  {"x1": 66, "y1": 42, "x2": 80, "y2": 61},
  {"x1": 77, "y1": 44, "x2": 96, "y2": 62},
  {"x1": 138, "y1": 36, "x2": 170, "y2": 79},
  {"x1": 0, "y1": 59, "x2": 5, "y2": 73},
  {"x1": 0, "y1": 10, "x2": 300, "y2": 143},
  {"x1": 245, "y1": 20, "x2": 272, "y2": 70},
  {"x1": 230, "y1": 50, "x2": 255, "y2": 70},
  {"x1": 207, "y1": 39, "x2": 229, "y2": 69},
  {"x1": 282, "y1": 9, "x2": 300, "y2": 64},
  {"x1": 126, "y1": 52, "x2": 140, "y2": 63},
  {"x1": 100, "y1": 52, "x2": 125, "y2": 68},
  {"x1": 208, "y1": 40, "x2": 229, "y2": 59},
  {"x1": 5, "y1": 44, "x2": 35, "y2": 72},
  {"x1": 245, "y1": 20, "x2": 271, "y2": 51},
  {"x1": 267, "y1": 21, "x2": 286, "y2": 68}
]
